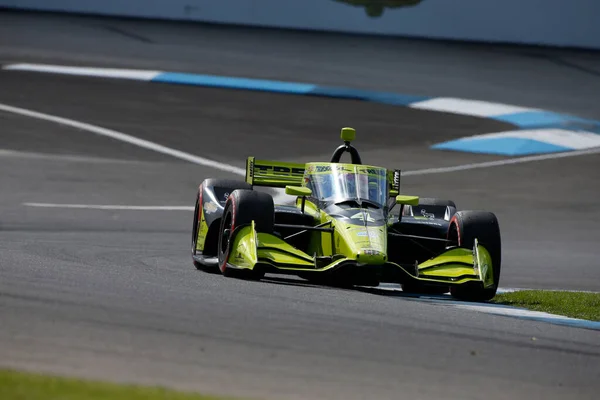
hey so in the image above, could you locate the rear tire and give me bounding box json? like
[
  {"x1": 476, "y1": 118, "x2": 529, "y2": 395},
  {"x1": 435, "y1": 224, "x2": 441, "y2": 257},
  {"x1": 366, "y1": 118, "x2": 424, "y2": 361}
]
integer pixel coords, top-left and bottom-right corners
[
  {"x1": 447, "y1": 211, "x2": 501, "y2": 302},
  {"x1": 217, "y1": 190, "x2": 274, "y2": 280}
]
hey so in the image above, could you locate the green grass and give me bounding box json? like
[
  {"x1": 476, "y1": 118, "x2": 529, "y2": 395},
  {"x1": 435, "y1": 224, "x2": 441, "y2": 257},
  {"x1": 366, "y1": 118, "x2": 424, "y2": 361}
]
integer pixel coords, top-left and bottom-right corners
[
  {"x1": 493, "y1": 290, "x2": 600, "y2": 321},
  {"x1": 0, "y1": 368, "x2": 238, "y2": 400}
]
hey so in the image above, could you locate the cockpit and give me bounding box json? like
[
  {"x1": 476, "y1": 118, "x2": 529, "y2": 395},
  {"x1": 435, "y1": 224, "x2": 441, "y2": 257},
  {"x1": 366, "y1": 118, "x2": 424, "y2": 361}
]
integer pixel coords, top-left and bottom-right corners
[{"x1": 304, "y1": 163, "x2": 388, "y2": 208}]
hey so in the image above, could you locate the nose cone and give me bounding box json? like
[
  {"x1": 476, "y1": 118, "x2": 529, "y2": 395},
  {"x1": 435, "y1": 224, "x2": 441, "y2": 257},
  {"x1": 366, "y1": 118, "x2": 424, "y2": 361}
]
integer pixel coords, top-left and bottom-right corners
[{"x1": 356, "y1": 249, "x2": 387, "y2": 265}]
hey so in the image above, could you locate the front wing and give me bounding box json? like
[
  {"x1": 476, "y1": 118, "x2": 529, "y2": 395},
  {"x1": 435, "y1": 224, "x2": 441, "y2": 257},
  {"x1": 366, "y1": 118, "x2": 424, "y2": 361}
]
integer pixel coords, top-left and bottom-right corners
[{"x1": 225, "y1": 223, "x2": 495, "y2": 289}]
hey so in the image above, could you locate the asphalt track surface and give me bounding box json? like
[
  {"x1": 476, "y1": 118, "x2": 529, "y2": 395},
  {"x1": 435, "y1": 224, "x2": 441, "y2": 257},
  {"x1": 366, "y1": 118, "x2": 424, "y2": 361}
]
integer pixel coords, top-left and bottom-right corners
[{"x1": 1, "y1": 11, "x2": 600, "y2": 400}]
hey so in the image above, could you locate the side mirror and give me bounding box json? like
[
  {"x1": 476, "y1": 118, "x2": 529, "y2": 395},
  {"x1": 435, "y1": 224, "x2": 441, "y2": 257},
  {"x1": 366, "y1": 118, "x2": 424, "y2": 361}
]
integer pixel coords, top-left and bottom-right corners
[
  {"x1": 286, "y1": 186, "x2": 312, "y2": 213},
  {"x1": 285, "y1": 186, "x2": 312, "y2": 197},
  {"x1": 396, "y1": 195, "x2": 419, "y2": 206}
]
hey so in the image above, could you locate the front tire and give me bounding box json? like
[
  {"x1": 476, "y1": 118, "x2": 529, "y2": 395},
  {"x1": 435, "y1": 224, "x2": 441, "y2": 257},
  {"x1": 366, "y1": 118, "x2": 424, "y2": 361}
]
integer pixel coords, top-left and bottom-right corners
[
  {"x1": 191, "y1": 179, "x2": 252, "y2": 271},
  {"x1": 191, "y1": 196, "x2": 204, "y2": 270},
  {"x1": 447, "y1": 211, "x2": 502, "y2": 302},
  {"x1": 217, "y1": 190, "x2": 274, "y2": 280}
]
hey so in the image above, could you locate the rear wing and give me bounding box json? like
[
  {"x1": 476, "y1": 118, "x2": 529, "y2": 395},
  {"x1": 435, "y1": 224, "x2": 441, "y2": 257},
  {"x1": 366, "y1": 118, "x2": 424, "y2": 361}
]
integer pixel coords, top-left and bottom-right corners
[{"x1": 246, "y1": 157, "x2": 305, "y2": 188}]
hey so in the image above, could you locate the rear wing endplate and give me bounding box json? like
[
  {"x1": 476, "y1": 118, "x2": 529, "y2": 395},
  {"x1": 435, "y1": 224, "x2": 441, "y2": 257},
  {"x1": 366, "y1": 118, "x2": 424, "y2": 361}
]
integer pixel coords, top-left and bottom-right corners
[
  {"x1": 246, "y1": 157, "x2": 305, "y2": 188},
  {"x1": 387, "y1": 169, "x2": 401, "y2": 196}
]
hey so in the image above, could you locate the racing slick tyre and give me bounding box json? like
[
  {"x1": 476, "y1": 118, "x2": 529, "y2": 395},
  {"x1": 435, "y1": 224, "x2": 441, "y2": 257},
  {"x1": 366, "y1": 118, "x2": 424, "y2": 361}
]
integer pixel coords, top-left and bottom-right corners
[
  {"x1": 192, "y1": 179, "x2": 251, "y2": 271},
  {"x1": 403, "y1": 198, "x2": 457, "y2": 221},
  {"x1": 217, "y1": 189, "x2": 274, "y2": 280},
  {"x1": 447, "y1": 211, "x2": 502, "y2": 302}
]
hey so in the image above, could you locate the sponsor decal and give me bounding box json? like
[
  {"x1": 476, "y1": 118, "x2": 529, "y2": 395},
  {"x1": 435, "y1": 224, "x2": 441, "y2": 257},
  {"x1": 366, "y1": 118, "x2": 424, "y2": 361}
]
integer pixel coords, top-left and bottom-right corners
[
  {"x1": 309, "y1": 164, "x2": 352, "y2": 174},
  {"x1": 276, "y1": 208, "x2": 300, "y2": 214},
  {"x1": 204, "y1": 201, "x2": 219, "y2": 214},
  {"x1": 306, "y1": 164, "x2": 385, "y2": 176},
  {"x1": 420, "y1": 209, "x2": 435, "y2": 219},
  {"x1": 356, "y1": 167, "x2": 386, "y2": 176},
  {"x1": 419, "y1": 221, "x2": 443, "y2": 226},
  {"x1": 351, "y1": 211, "x2": 376, "y2": 223},
  {"x1": 248, "y1": 158, "x2": 254, "y2": 179},
  {"x1": 315, "y1": 165, "x2": 333, "y2": 173},
  {"x1": 356, "y1": 230, "x2": 380, "y2": 238},
  {"x1": 254, "y1": 164, "x2": 304, "y2": 176},
  {"x1": 393, "y1": 170, "x2": 400, "y2": 190}
]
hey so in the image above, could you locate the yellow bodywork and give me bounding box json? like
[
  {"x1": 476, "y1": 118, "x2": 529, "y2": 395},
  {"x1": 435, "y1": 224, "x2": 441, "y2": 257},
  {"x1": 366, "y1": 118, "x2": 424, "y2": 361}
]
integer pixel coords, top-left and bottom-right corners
[{"x1": 224, "y1": 218, "x2": 495, "y2": 291}]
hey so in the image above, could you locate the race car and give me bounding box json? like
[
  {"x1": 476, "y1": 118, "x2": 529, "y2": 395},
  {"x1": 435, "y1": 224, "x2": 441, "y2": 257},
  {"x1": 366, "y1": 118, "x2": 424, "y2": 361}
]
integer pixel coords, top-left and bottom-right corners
[{"x1": 191, "y1": 127, "x2": 502, "y2": 301}]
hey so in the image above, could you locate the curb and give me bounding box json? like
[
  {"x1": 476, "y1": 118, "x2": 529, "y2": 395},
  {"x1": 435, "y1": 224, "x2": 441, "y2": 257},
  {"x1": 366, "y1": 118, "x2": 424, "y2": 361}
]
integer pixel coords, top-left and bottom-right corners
[
  {"x1": 4, "y1": 63, "x2": 600, "y2": 156},
  {"x1": 376, "y1": 284, "x2": 600, "y2": 331}
]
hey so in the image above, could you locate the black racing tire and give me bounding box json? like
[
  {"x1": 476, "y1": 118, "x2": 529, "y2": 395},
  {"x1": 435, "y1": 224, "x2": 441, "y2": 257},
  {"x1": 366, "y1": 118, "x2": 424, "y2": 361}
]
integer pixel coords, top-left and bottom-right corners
[
  {"x1": 191, "y1": 196, "x2": 203, "y2": 270},
  {"x1": 447, "y1": 211, "x2": 502, "y2": 302},
  {"x1": 404, "y1": 197, "x2": 457, "y2": 220},
  {"x1": 217, "y1": 189, "x2": 274, "y2": 280},
  {"x1": 191, "y1": 179, "x2": 252, "y2": 271}
]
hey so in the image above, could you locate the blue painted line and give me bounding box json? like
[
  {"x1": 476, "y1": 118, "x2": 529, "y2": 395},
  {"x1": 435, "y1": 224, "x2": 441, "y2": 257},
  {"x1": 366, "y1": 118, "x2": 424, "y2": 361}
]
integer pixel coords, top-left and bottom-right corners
[
  {"x1": 509, "y1": 314, "x2": 600, "y2": 331},
  {"x1": 151, "y1": 69, "x2": 600, "y2": 157},
  {"x1": 471, "y1": 303, "x2": 600, "y2": 331},
  {"x1": 70, "y1": 66, "x2": 600, "y2": 157},
  {"x1": 410, "y1": 297, "x2": 600, "y2": 331},
  {"x1": 152, "y1": 73, "x2": 432, "y2": 106},
  {"x1": 364, "y1": 91, "x2": 431, "y2": 106},
  {"x1": 307, "y1": 86, "x2": 372, "y2": 100},
  {"x1": 432, "y1": 137, "x2": 572, "y2": 156},
  {"x1": 152, "y1": 72, "x2": 318, "y2": 94},
  {"x1": 308, "y1": 86, "x2": 430, "y2": 106},
  {"x1": 492, "y1": 111, "x2": 600, "y2": 130}
]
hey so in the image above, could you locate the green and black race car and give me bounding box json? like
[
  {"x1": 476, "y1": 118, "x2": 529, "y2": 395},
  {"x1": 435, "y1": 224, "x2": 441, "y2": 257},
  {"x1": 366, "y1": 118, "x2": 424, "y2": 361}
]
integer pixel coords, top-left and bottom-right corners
[{"x1": 191, "y1": 128, "x2": 502, "y2": 301}]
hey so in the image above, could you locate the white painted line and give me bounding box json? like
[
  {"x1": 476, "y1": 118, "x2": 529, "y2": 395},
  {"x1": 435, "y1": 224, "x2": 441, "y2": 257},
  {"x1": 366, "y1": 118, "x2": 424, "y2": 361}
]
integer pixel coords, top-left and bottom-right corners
[
  {"x1": 451, "y1": 302, "x2": 600, "y2": 330},
  {"x1": 461, "y1": 129, "x2": 600, "y2": 150},
  {"x1": 0, "y1": 103, "x2": 245, "y2": 175},
  {"x1": 371, "y1": 284, "x2": 600, "y2": 295},
  {"x1": 401, "y1": 146, "x2": 600, "y2": 176},
  {"x1": 373, "y1": 286, "x2": 600, "y2": 330},
  {"x1": 23, "y1": 203, "x2": 194, "y2": 211},
  {"x1": 497, "y1": 287, "x2": 600, "y2": 294},
  {"x1": 3, "y1": 103, "x2": 598, "y2": 207},
  {"x1": 3, "y1": 63, "x2": 162, "y2": 81},
  {"x1": 0, "y1": 103, "x2": 295, "y2": 204},
  {"x1": 409, "y1": 97, "x2": 538, "y2": 117},
  {"x1": 0, "y1": 149, "x2": 152, "y2": 164}
]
